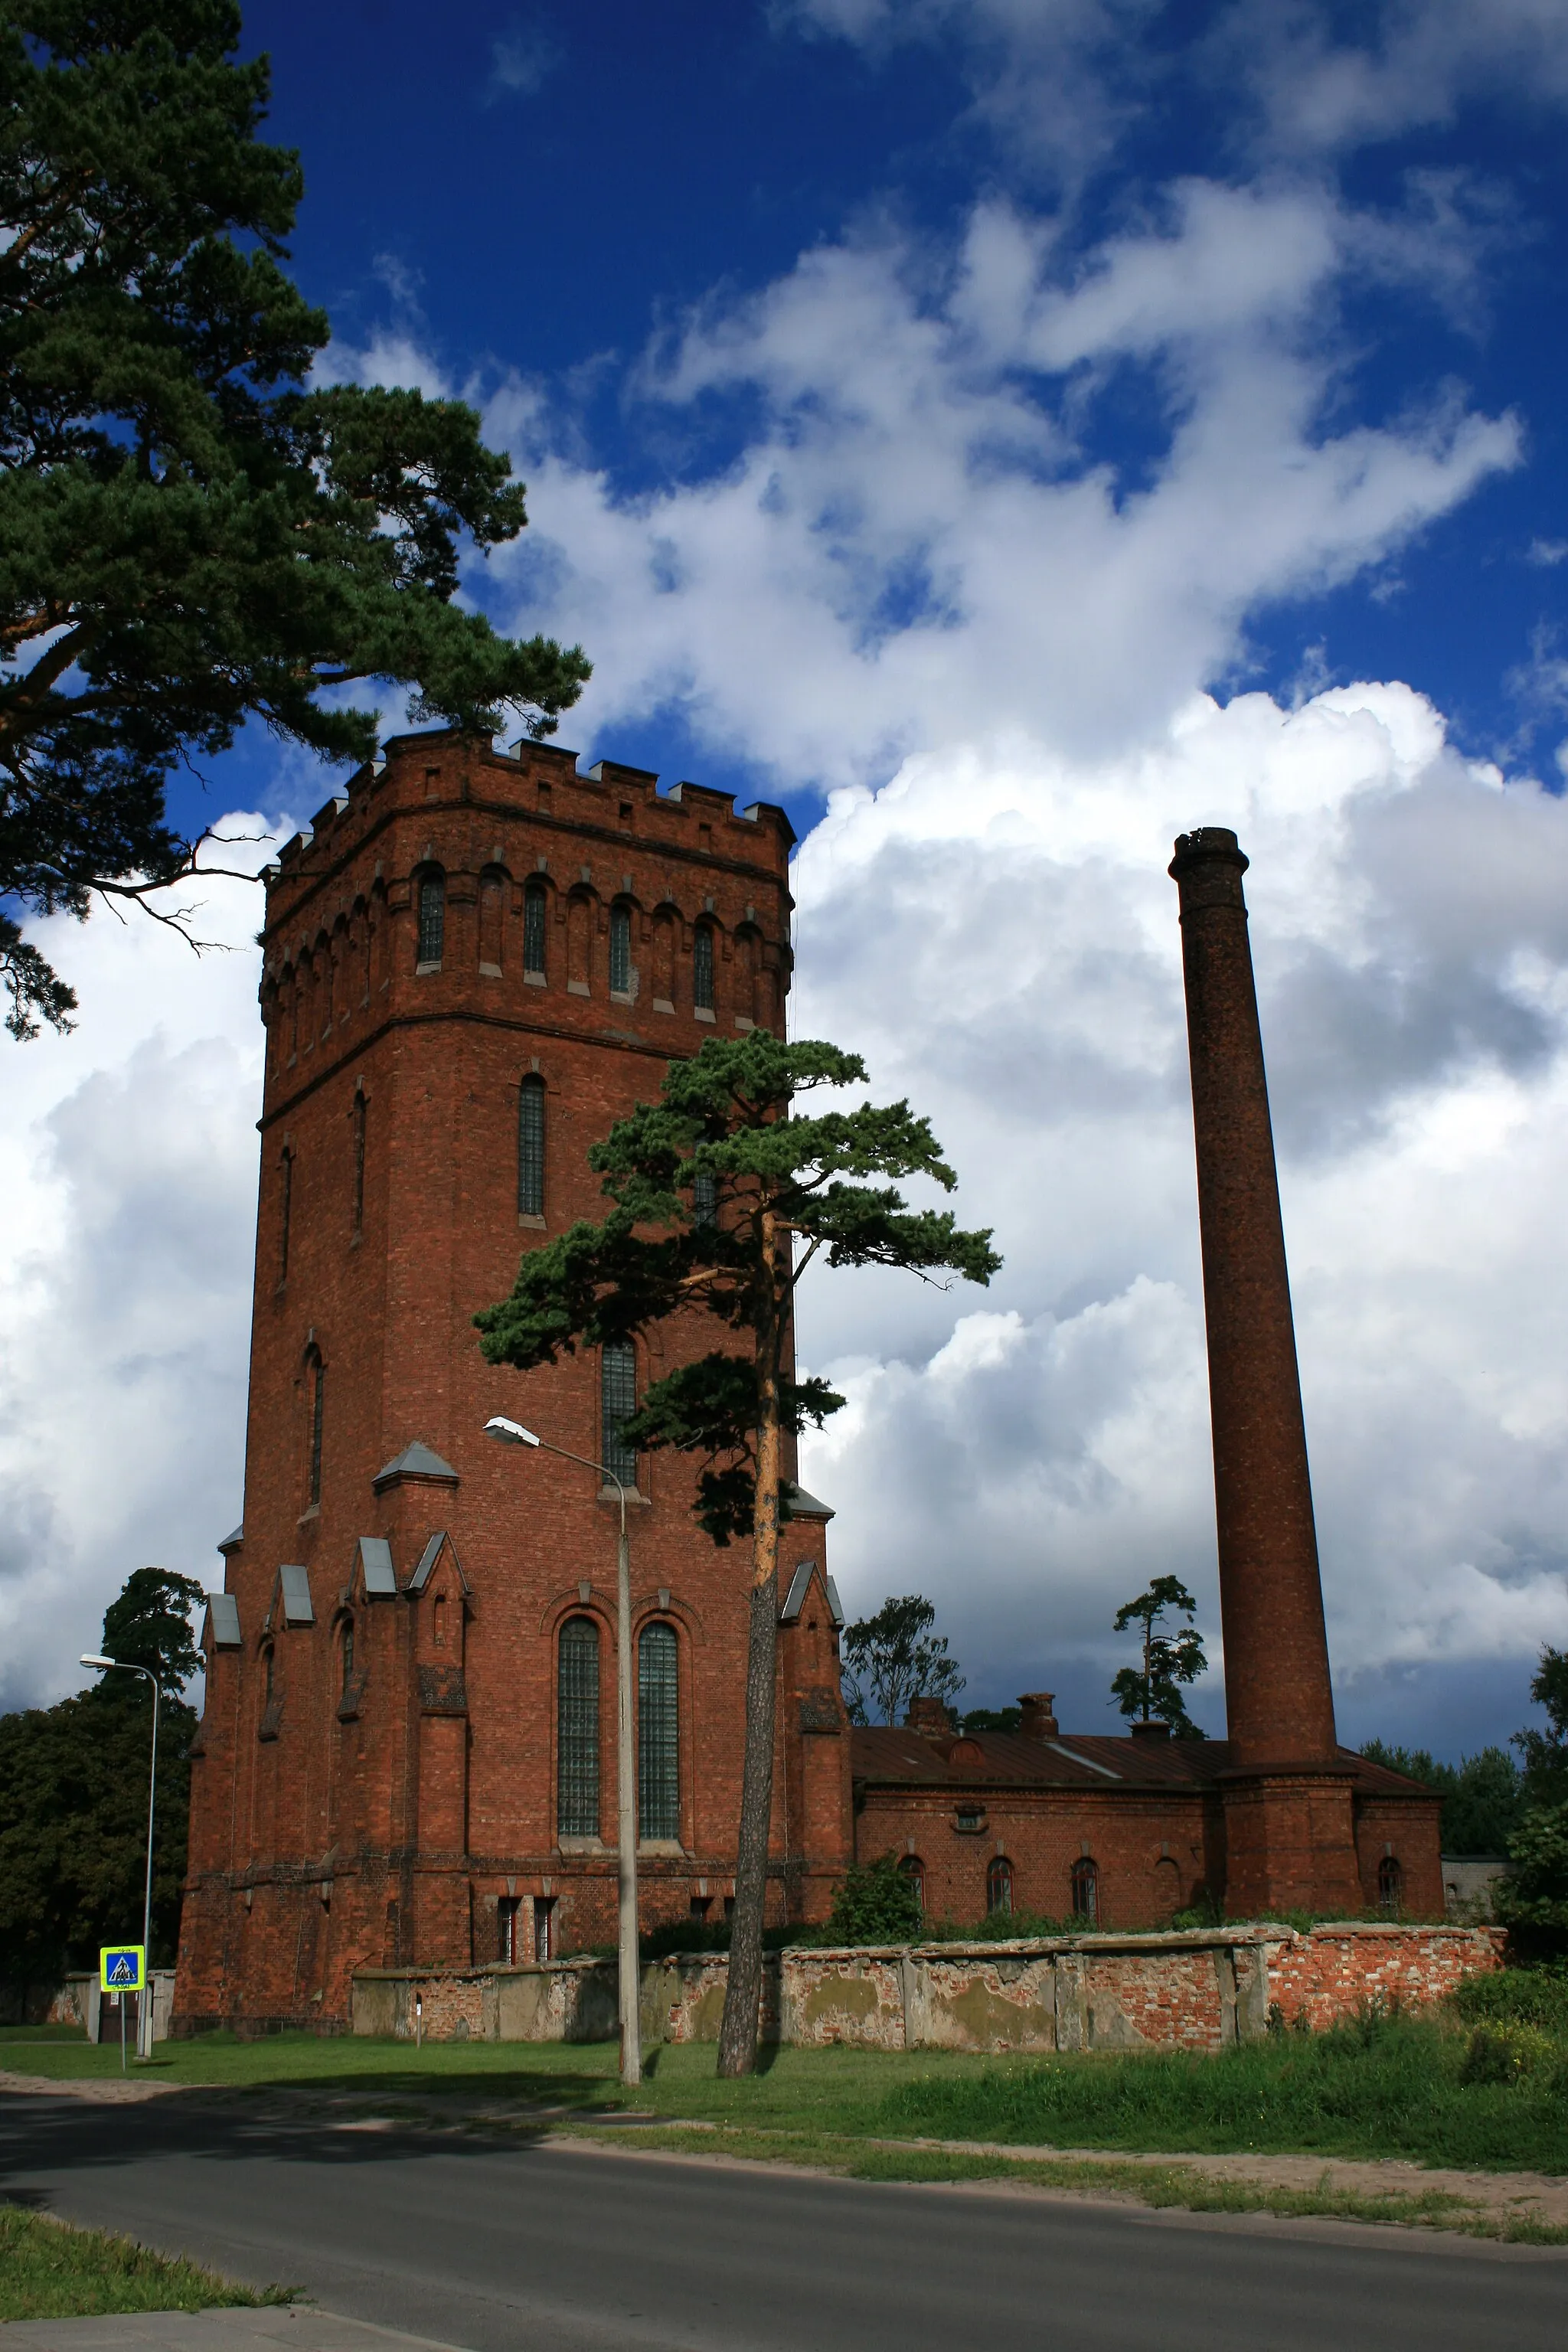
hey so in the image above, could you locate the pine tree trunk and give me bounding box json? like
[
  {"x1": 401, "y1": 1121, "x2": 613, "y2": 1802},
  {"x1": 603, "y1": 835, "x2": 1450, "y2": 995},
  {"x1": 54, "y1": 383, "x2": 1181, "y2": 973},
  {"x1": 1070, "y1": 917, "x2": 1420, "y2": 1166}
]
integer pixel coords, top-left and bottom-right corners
[{"x1": 717, "y1": 1234, "x2": 783, "y2": 2079}]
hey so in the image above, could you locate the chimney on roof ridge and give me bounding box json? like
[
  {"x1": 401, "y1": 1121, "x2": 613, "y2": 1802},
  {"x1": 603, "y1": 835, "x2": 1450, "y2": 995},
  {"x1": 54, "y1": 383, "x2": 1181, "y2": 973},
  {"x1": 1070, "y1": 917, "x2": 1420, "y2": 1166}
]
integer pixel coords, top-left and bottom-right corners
[
  {"x1": 906, "y1": 1694, "x2": 954, "y2": 1738},
  {"x1": 1130, "y1": 1718, "x2": 1172, "y2": 1740},
  {"x1": 1018, "y1": 1693, "x2": 1058, "y2": 1740}
]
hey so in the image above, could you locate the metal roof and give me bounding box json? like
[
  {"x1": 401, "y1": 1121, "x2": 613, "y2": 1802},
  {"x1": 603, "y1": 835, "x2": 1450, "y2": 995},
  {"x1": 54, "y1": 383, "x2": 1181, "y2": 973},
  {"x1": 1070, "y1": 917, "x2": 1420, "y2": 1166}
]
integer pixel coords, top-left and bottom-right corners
[
  {"x1": 849, "y1": 1729, "x2": 1449, "y2": 1798},
  {"x1": 276, "y1": 1564, "x2": 314, "y2": 1625},
  {"x1": 205, "y1": 1592, "x2": 242, "y2": 1648},
  {"x1": 824, "y1": 1574, "x2": 845, "y2": 1631},
  {"x1": 782, "y1": 1480, "x2": 834, "y2": 1521},
  {"x1": 217, "y1": 1523, "x2": 244, "y2": 1555},
  {"x1": 357, "y1": 1537, "x2": 396, "y2": 1598},
  {"x1": 779, "y1": 1561, "x2": 815, "y2": 1623},
  {"x1": 374, "y1": 1440, "x2": 459, "y2": 1490}
]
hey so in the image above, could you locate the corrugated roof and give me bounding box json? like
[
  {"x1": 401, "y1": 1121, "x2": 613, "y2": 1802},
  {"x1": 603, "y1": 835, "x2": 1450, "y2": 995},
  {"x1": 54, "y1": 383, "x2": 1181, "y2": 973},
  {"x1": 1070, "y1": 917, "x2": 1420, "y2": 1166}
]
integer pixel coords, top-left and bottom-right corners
[
  {"x1": 779, "y1": 1561, "x2": 815, "y2": 1623},
  {"x1": 205, "y1": 1592, "x2": 242, "y2": 1648},
  {"x1": 849, "y1": 1729, "x2": 1444, "y2": 1796}
]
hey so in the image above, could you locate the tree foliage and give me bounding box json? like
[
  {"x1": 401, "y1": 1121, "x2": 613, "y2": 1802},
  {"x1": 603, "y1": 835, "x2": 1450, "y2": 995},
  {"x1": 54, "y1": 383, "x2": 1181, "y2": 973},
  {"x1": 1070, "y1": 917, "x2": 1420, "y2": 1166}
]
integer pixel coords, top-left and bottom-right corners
[
  {"x1": 1514, "y1": 1646, "x2": 1568, "y2": 1811},
  {"x1": 1111, "y1": 1575, "x2": 1207, "y2": 1735},
  {"x1": 476, "y1": 1030, "x2": 998, "y2": 2076},
  {"x1": 0, "y1": 1566, "x2": 204, "y2": 1989},
  {"x1": 1489, "y1": 1646, "x2": 1568, "y2": 1961},
  {"x1": 841, "y1": 1594, "x2": 965, "y2": 1729},
  {"x1": 0, "y1": 0, "x2": 588, "y2": 1037},
  {"x1": 1359, "y1": 1740, "x2": 1523, "y2": 1857}
]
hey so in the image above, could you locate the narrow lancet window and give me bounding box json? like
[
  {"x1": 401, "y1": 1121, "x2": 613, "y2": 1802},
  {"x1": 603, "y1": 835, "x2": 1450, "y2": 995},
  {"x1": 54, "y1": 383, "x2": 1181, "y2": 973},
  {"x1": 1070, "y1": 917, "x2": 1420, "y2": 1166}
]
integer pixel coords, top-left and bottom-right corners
[
  {"x1": 601, "y1": 1340, "x2": 638, "y2": 1489},
  {"x1": 639, "y1": 1622, "x2": 680, "y2": 1841},
  {"x1": 416, "y1": 871, "x2": 446, "y2": 968},
  {"x1": 693, "y1": 924, "x2": 714, "y2": 1011},
  {"x1": 279, "y1": 1148, "x2": 294, "y2": 1283},
  {"x1": 524, "y1": 881, "x2": 547, "y2": 976},
  {"x1": 518, "y1": 1076, "x2": 546, "y2": 1217},
  {"x1": 557, "y1": 1616, "x2": 600, "y2": 1838},
  {"x1": 307, "y1": 1348, "x2": 325, "y2": 1508},
  {"x1": 609, "y1": 903, "x2": 632, "y2": 995},
  {"x1": 351, "y1": 1092, "x2": 367, "y2": 1236}
]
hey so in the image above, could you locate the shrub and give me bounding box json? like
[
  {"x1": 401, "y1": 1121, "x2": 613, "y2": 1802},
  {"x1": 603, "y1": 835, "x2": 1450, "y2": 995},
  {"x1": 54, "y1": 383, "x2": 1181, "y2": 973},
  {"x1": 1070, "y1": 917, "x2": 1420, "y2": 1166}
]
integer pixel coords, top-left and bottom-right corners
[
  {"x1": 1450, "y1": 1965, "x2": 1568, "y2": 2035},
  {"x1": 823, "y1": 1855, "x2": 923, "y2": 1945},
  {"x1": 1459, "y1": 2023, "x2": 1557, "y2": 2086}
]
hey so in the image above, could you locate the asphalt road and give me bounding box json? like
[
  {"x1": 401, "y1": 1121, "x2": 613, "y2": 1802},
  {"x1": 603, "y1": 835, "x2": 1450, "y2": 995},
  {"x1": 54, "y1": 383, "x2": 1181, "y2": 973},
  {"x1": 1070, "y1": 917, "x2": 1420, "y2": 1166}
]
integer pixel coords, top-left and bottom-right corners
[{"x1": 2, "y1": 2092, "x2": 1563, "y2": 2352}]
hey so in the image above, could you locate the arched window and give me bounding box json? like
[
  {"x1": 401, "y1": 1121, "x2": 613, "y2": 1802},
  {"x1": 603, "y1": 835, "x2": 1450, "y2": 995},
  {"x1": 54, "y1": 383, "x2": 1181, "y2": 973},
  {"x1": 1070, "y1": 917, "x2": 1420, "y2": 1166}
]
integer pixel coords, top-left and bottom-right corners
[
  {"x1": 1070, "y1": 1857, "x2": 1098, "y2": 1922},
  {"x1": 518, "y1": 1076, "x2": 546, "y2": 1217},
  {"x1": 1377, "y1": 1854, "x2": 1403, "y2": 1916},
  {"x1": 639, "y1": 1622, "x2": 680, "y2": 1841},
  {"x1": 557, "y1": 1615, "x2": 600, "y2": 1837},
  {"x1": 416, "y1": 870, "x2": 445, "y2": 968},
  {"x1": 479, "y1": 869, "x2": 505, "y2": 972},
  {"x1": 609, "y1": 902, "x2": 633, "y2": 995},
  {"x1": 262, "y1": 1642, "x2": 275, "y2": 1705},
  {"x1": 987, "y1": 1854, "x2": 1013, "y2": 1916},
  {"x1": 601, "y1": 1339, "x2": 638, "y2": 1489},
  {"x1": 524, "y1": 880, "x2": 547, "y2": 977},
  {"x1": 305, "y1": 1348, "x2": 325, "y2": 1508},
  {"x1": 652, "y1": 910, "x2": 675, "y2": 1004},
  {"x1": 567, "y1": 893, "x2": 591, "y2": 991},
  {"x1": 341, "y1": 1616, "x2": 355, "y2": 1695},
  {"x1": 320, "y1": 939, "x2": 335, "y2": 1035},
  {"x1": 898, "y1": 1854, "x2": 925, "y2": 1914},
  {"x1": 692, "y1": 923, "x2": 715, "y2": 1012}
]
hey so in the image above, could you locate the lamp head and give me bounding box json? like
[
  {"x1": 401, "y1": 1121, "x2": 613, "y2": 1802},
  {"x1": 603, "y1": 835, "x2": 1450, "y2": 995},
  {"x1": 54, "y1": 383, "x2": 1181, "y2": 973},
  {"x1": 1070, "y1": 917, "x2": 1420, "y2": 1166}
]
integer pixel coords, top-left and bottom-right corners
[
  {"x1": 485, "y1": 1416, "x2": 541, "y2": 1448},
  {"x1": 80, "y1": 1654, "x2": 116, "y2": 1671}
]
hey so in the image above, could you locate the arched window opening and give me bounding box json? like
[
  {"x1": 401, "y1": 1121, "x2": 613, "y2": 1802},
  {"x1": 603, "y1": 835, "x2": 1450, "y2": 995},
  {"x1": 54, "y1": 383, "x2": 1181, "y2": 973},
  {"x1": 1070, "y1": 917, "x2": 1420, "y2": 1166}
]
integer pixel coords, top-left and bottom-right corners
[
  {"x1": 736, "y1": 927, "x2": 760, "y2": 1024},
  {"x1": 1377, "y1": 1854, "x2": 1403, "y2": 1916},
  {"x1": 557, "y1": 1615, "x2": 600, "y2": 1838},
  {"x1": 693, "y1": 923, "x2": 715, "y2": 1012},
  {"x1": 351, "y1": 1091, "x2": 367, "y2": 1236},
  {"x1": 360, "y1": 912, "x2": 373, "y2": 1007},
  {"x1": 498, "y1": 1895, "x2": 521, "y2": 1964},
  {"x1": 518, "y1": 1076, "x2": 546, "y2": 1217},
  {"x1": 639, "y1": 1622, "x2": 680, "y2": 1841},
  {"x1": 287, "y1": 975, "x2": 300, "y2": 1063},
  {"x1": 609, "y1": 902, "x2": 633, "y2": 995},
  {"x1": 524, "y1": 880, "x2": 547, "y2": 977},
  {"x1": 1070, "y1": 1857, "x2": 1099, "y2": 1923},
  {"x1": 321, "y1": 941, "x2": 335, "y2": 1036},
  {"x1": 416, "y1": 871, "x2": 446, "y2": 968},
  {"x1": 567, "y1": 894, "x2": 591, "y2": 991},
  {"x1": 479, "y1": 869, "x2": 505, "y2": 972},
  {"x1": 601, "y1": 1339, "x2": 638, "y2": 1490},
  {"x1": 987, "y1": 1855, "x2": 1013, "y2": 1916},
  {"x1": 898, "y1": 1854, "x2": 925, "y2": 1914},
  {"x1": 652, "y1": 910, "x2": 675, "y2": 1005},
  {"x1": 341, "y1": 1616, "x2": 355, "y2": 1695},
  {"x1": 691, "y1": 1167, "x2": 717, "y2": 1228},
  {"x1": 306, "y1": 1348, "x2": 325, "y2": 1508}
]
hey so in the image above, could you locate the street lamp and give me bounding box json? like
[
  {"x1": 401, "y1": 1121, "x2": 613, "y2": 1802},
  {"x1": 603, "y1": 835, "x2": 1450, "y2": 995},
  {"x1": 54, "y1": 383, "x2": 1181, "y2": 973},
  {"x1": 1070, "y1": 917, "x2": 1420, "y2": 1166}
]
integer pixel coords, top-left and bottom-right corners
[
  {"x1": 485, "y1": 1415, "x2": 642, "y2": 2088},
  {"x1": 80, "y1": 1652, "x2": 159, "y2": 2060}
]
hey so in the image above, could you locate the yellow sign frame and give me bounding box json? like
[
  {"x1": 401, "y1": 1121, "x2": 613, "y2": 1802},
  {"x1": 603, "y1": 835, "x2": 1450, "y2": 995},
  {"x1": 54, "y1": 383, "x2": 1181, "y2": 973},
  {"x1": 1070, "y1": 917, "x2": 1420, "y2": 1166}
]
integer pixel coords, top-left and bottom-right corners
[{"x1": 99, "y1": 1945, "x2": 145, "y2": 1994}]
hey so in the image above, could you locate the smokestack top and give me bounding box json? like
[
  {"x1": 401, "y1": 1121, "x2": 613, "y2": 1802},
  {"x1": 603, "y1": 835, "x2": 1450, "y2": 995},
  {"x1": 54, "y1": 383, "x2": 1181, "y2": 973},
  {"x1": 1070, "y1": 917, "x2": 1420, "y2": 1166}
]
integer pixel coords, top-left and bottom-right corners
[
  {"x1": 1169, "y1": 826, "x2": 1249, "y2": 880},
  {"x1": 906, "y1": 1694, "x2": 956, "y2": 1738}
]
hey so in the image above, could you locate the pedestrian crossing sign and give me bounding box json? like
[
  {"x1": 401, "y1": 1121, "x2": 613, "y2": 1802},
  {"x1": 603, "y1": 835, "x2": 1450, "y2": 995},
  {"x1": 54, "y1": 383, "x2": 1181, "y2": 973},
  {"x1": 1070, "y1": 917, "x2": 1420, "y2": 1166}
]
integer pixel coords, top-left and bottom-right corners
[{"x1": 100, "y1": 1945, "x2": 145, "y2": 1993}]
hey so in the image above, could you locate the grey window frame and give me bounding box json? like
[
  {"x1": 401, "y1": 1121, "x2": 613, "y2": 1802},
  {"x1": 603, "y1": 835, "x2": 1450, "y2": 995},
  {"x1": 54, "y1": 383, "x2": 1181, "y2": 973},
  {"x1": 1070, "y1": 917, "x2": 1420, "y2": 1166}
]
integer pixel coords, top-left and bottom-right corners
[
  {"x1": 609, "y1": 902, "x2": 632, "y2": 994},
  {"x1": 557, "y1": 1615, "x2": 601, "y2": 1838},
  {"x1": 638, "y1": 1621, "x2": 680, "y2": 1841},
  {"x1": 416, "y1": 871, "x2": 446, "y2": 967},
  {"x1": 692, "y1": 923, "x2": 715, "y2": 1011},
  {"x1": 518, "y1": 1076, "x2": 546, "y2": 1217},
  {"x1": 524, "y1": 880, "x2": 547, "y2": 975},
  {"x1": 601, "y1": 1339, "x2": 639, "y2": 1490}
]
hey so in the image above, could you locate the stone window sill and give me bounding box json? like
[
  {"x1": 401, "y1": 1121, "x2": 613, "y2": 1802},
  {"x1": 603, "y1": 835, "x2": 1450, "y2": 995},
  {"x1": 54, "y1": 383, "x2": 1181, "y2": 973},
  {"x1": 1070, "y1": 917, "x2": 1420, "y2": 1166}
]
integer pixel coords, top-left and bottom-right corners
[
  {"x1": 609, "y1": 988, "x2": 636, "y2": 1006},
  {"x1": 694, "y1": 1006, "x2": 716, "y2": 1023},
  {"x1": 652, "y1": 998, "x2": 675, "y2": 1014},
  {"x1": 479, "y1": 962, "x2": 502, "y2": 978},
  {"x1": 524, "y1": 970, "x2": 547, "y2": 987},
  {"x1": 567, "y1": 978, "x2": 590, "y2": 996},
  {"x1": 557, "y1": 1835, "x2": 606, "y2": 1854},
  {"x1": 599, "y1": 1484, "x2": 651, "y2": 1506},
  {"x1": 297, "y1": 1504, "x2": 320, "y2": 1526},
  {"x1": 415, "y1": 961, "x2": 443, "y2": 977},
  {"x1": 639, "y1": 1838, "x2": 687, "y2": 1859},
  {"x1": 733, "y1": 1016, "x2": 754, "y2": 1031},
  {"x1": 518, "y1": 1212, "x2": 546, "y2": 1230}
]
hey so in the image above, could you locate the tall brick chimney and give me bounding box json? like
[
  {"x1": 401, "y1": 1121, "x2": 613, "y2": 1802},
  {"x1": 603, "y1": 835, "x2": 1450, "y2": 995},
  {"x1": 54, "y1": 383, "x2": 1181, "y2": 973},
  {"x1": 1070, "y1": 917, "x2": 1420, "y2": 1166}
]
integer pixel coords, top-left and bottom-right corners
[{"x1": 1168, "y1": 828, "x2": 1361, "y2": 1916}]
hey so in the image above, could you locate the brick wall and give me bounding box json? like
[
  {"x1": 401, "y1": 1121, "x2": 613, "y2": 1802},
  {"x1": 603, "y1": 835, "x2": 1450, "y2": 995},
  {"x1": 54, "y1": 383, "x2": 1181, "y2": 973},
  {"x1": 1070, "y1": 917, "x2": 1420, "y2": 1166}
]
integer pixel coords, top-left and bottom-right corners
[{"x1": 353, "y1": 1922, "x2": 1502, "y2": 2052}]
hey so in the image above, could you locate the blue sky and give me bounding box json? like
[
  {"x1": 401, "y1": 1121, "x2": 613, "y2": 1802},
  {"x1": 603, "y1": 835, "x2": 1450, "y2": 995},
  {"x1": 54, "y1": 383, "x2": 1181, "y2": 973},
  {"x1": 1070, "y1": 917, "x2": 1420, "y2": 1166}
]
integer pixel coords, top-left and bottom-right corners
[{"x1": 9, "y1": 0, "x2": 1568, "y2": 1756}]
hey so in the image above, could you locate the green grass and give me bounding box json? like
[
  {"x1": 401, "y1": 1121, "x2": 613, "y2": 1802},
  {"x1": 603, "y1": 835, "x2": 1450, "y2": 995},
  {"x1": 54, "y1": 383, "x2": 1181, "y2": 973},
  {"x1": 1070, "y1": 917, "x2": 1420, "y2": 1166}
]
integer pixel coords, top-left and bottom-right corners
[
  {"x1": 13, "y1": 2000, "x2": 1568, "y2": 2182},
  {"x1": 0, "y1": 2206, "x2": 292, "y2": 2322}
]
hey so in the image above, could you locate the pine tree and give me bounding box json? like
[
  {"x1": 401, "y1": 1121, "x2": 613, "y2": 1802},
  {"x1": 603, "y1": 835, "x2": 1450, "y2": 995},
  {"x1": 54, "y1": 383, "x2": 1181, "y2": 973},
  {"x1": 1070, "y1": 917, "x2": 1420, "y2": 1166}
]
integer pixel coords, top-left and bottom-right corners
[
  {"x1": 1111, "y1": 1575, "x2": 1207, "y2": 1735},
  {"x1": 475, "y1": 1033, "x2": 998, "y2": 2076},
  {"x1": 0, "y1": 0, "x2": 588, "y2": 1037}
]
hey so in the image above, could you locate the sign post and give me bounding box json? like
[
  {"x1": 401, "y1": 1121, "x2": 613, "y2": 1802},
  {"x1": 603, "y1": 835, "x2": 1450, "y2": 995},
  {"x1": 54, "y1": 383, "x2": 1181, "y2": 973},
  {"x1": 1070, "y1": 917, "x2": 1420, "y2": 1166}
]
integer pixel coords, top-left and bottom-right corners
[{"x1": 100, "y1": 1946, "x2": 145, "y2": 2076}]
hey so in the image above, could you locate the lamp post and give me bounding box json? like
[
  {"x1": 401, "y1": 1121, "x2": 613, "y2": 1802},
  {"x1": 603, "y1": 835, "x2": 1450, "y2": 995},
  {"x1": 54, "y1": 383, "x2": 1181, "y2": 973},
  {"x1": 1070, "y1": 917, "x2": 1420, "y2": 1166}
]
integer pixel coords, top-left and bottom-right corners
[
  {"x1": 485, "y1": 1415, "x2": 642, "y2": 2088},
  {"x1": 80, "y1": 1652, "x2": 158, "y2": 2060}
]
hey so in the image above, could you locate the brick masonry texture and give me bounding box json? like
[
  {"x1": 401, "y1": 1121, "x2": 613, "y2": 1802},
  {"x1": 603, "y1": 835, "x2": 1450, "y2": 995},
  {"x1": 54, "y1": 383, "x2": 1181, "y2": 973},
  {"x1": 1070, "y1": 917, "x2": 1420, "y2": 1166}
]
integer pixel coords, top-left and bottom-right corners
[
  {"x1": 175, "y1": 773, "x2": 1444, "y2": 2037},
  {"x1": 350, "y1": 1924, "x2": 1504, "y2": 2053}
]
